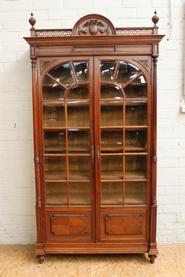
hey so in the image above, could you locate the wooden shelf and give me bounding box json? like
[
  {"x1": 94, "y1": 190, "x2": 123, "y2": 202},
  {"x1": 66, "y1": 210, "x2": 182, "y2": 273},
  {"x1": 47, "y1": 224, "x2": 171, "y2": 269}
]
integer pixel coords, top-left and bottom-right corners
[
  {"x1": 45, "y1": 179, "x2": 90, "y2": 183},
  {"x1": 44, "y1": 153, "x2": 90, "y2": 157},
  {"x1": 43, "y1": 99, "x2": 89, "y2": 106},
  {"x1": 45, "y1": 171, "x2": 66, "y2": 180},
  {"x1": 125, "y1": 171, "x2": 146, "y2": 179},
  {"x1": 100, "y1": 126, "x2": 148, "y2": 129},
  {"x1": 125, "y1": 193, "x2": 146, "y2": 204},
  {"x1": 101, "y1": 171, "x2": 123, "y2": 180},
  {"x1": 44, "y1": 127, "x2": 90, "y2": 131},
  {"x1": 46, "y1": 193, "x2": 90, "y2": 206}
]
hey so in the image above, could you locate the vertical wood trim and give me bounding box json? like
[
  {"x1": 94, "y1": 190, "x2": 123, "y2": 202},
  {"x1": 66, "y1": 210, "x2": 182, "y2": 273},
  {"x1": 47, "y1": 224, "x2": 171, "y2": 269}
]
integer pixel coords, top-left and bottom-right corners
[
  {"x1": 32, "y1": 58, "x2": 43, "y2": 243},
  {"x1": 94, "y1": 57, "x2": 101, "y2": 242},
  {"x1": 89, "y1": 57, "x2": 96, "y2": 242},
  {"x1": 149, "y1": 55, "x2": 158, "y2": 255}
]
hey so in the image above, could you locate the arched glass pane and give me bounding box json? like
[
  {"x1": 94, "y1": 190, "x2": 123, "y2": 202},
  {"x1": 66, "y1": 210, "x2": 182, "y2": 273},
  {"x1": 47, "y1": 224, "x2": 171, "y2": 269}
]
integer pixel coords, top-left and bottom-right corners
[
  {"x1": 100, "y1": 61, "x2": 115, "y2": 81},
  {"x1": 73, "y1": 62, "x2": 88, "y2": 82},
  {"x1": 116, "y1": 62, "x2": 140, "y2": 84},
  {"x1": 49, "y1": 63, "x2": 74, "y2": 86}
]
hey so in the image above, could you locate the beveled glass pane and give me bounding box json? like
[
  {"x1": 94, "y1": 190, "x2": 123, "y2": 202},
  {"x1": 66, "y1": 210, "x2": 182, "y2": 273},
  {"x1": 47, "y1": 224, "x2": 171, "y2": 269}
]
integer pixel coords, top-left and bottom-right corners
[
  {"x1": 49, "y1": 63, "x2": 74, "y2": 86},
  {"x1": 100, "y1": 61, "x2": 115, "y2": 81},
  {"x1": 69, "y1": 182, "x2": 90, "y2": 205},
  {"x1": 125, "y1": 181, "x2": 146, "y2": 204},
  {"x1": 43, "y1": 75, "x2": 65, "y2": 100},
  {"x1": 45, "y1": 156, "x2": 66, "y2": 180},
  {"x1": 67, "y1": 106, "x2": 89, "y2": 128},
  {"x1": 125, "y1": 155, "x2": 147, "y2": 179},
  {"x1": 125, "y1": 129, "x2": 147, "y2": 152},
  {"x1": 101, "y1": 129, "x2": 123, "y2": 153},
  {"x1": 101, "y1": 106, "x2": 123, "y2": 127},
  {"x1": 67, "y1": 84, "x2": 89, "y2": 99},
  {"x1": 101, "y1": 182, "x2": 123, "y2": 205},
  {"x1": 116, "y1": 62, "x2": 140, "y2": 84},
  {"x1": 43, "y1": 105, "x2": 65, "y2": 128},
  {"x1": 44, "y1": 131, "x2": 66, "y2": 153},
  {"x1": 124, "y1": 76, "x2": 147, "y2": 98},
  {"x1": 73, "y1": 62, "x2": 88, "y2": 82},
  {"x1": 101, "y1": 84, "x2": 123, "y2": 99},
  {"x1": 46, "y1": 182, "x2": 67, "y2": 205},
  {"x1": 68, "y1": 130, "x2": 89, "y2": 153},
  {"x1": 125, "y1": 102, "x2": 147, "y2": 126},
  {"x1": 101, "y1": 156, "x2": 123, "y2": 180},
  {"x1": 69, "y1": 156, "x2": 90, "y2": 180}
]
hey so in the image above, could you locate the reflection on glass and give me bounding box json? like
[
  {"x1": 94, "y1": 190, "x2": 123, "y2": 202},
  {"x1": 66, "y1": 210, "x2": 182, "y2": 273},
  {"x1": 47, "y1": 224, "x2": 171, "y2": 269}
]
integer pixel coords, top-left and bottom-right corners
[
  {"x1": 116, "y1": 62, "x2": 140, "y2": 84},
  {"x1": 49, "y1": 63, "x2": 73, "y2": 86},
  {"x1": 69, "y1": 156, "x2": 90, "y2": 180},
  {"x1": 101, "y1": 84, "x2": 123, "y2": 100},
  {"x1": 124, "y1": 76, "x2": 147, "y2": 98},
  {"x1": 68, "y1": 130, "x2": 89, "y2": 153},
  {"x1": 125, "y1": 103, "x2": 147, "y2": 126},
  {"x1": 69, "y1": 182, "x2": 90, "y2": 205},
  {"x1": 67, "y1": 84, "x2": 89, "y2": 99},
  {"x1": 101, "y1": 129, "x2": 123, "y2": 153},
  {"x1": 73, "y1": 62, "x2": 88, "y2": 82},
  {"x1": 45, "y1": 156, "x2": 66, "y2": 180},
  {"x1": 125, "y1": 182, "x2": 146, "y2": 204},
  {"x1": 100, "y1": 61, "x2": 115, "y2": 81},
  {"x1": 101, "y1": 156, "x2": 123, "y2": 180},
  {"x1": 43, "y1": 105, "x2": 65, "y2": 128},
  {"x1": 68, "y1": 106, "x2": 89, "y2": 127},
  {"x1": 43, "y1": 75, "x2": 65, "y2": 100},
  {"x1": 46, "y1": 182, "x2": 67, "y2": 205},
  {"x1": 101, "y1": 106, "x2": 123, "y2": 127},
  {"x1": 44, "y1": 131, "x2": 66, "y2": 153},
  {"x1": 101, "y1": 182, "x2": 123, "y2": 205},
  {"x1": 125, "y1": 156, "x2": 146, "y2": 179},
  {"x1": 125, "y1": 130, "x2": 147, "y2": 152}
]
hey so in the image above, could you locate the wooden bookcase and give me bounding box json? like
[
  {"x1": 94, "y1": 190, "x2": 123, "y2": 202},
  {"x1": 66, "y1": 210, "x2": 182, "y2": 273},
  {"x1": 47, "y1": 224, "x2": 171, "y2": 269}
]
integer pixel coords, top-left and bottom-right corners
[{"x1": 24, "y1": 12, "x2": 164, "y2": 264}]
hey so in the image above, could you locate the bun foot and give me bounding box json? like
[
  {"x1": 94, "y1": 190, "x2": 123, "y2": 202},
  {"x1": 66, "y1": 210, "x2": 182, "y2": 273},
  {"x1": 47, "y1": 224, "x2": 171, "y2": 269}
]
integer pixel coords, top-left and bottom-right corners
[
  {"x1": 37, "y1": 255, "x2": 45, "y2": 264},
  {"x1": 148, "y1": 255, "x2": 156, "y2": 264}
]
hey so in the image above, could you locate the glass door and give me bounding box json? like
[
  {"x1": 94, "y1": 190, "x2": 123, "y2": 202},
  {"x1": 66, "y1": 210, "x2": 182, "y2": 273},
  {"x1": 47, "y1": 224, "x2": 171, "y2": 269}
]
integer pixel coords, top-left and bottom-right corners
[
  {"x1": 95, "y1": 58, "x2": 149, "y2": 217},
  {"x1": 42, "y1": 59, "x2": 94, "y2": 208}
]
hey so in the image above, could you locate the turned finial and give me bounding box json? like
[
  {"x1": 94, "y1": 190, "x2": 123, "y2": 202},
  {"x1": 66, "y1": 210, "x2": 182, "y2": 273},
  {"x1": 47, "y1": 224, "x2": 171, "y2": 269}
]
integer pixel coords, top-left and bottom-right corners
[
  {"x1": 29, "y1": 12, "x2": 36, "y2": 30},
  {"x1": 152, "y1": 10, "x2": 159, "y2": 27}
]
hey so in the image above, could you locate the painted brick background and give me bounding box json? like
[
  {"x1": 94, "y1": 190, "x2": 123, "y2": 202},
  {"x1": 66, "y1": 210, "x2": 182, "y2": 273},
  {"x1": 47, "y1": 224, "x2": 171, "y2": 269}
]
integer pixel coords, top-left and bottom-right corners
[{"x1": 0, "y1": 0, "x2": 185, "y2": 244}]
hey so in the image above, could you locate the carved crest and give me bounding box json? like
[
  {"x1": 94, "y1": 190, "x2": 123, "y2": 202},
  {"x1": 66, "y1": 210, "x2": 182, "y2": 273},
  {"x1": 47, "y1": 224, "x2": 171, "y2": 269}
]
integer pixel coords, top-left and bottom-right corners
[{"x1": 72, "y1": 14, "x2": 116, "y2": 36}]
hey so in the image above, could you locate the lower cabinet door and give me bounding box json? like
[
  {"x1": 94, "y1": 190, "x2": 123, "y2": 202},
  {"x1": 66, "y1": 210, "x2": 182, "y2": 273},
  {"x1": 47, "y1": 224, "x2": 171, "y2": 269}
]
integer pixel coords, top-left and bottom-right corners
[
  {"x1": 46, "y1": 211, "x2": 93, "y2": 242},
  {"x1": 100, "y1": 210, "x2": 148, "y2": 242}
]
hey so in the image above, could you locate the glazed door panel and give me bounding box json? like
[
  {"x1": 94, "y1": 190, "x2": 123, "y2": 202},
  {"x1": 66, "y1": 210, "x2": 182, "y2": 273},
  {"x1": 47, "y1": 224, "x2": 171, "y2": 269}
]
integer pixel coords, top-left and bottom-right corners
[
  {"x1": 41, "y1": 56, "x2": 150, "y2": 243},
  {"x1": 42, "y1": 58, "x2": 95, "y2": 242},
  {"x1": 94, "y1": 57, "x2": 150, "y2": 242}
]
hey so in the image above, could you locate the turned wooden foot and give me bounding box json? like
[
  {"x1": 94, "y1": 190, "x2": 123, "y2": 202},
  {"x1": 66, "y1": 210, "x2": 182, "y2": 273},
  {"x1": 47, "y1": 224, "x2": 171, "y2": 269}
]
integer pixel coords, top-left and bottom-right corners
[
  {"x1": 148, "y1": 255, "x2": 156, "y2": 264},
  {"x1": 37, "y1": 255, "x2": 45, "y2": 264}
]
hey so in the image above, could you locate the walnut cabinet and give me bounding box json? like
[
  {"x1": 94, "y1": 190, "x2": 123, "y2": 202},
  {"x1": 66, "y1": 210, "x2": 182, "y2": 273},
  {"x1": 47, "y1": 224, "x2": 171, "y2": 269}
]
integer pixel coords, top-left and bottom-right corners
[{"x1": 24, "y1": 13, "x2": 164, "y2": 263}]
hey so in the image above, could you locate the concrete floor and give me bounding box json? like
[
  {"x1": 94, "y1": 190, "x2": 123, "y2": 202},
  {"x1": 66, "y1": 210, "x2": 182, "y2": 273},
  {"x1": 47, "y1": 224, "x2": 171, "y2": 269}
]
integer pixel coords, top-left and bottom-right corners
[{"x1": 0, "y1": 244, "x2": 184, "y2": 277}]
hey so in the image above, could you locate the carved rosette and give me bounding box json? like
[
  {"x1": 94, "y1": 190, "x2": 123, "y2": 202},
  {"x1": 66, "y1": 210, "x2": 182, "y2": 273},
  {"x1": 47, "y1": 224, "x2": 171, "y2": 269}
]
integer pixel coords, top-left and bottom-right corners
[{"x1": 72, "y1": 14, "x2": 116, "y2": 36}]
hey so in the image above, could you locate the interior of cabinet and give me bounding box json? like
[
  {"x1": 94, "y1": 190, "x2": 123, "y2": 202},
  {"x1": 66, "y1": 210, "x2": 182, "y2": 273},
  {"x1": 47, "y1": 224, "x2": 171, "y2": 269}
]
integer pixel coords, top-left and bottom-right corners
[{"x1": 43, "y1": 59, "x2": 148, "y2": 207}]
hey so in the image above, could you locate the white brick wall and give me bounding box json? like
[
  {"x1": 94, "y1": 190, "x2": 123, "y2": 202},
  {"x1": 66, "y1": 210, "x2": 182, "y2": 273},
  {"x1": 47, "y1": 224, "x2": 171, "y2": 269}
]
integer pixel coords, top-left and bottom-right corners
[{"x1": 0, "y1": 0, "x2": 185, "y2": 244}]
